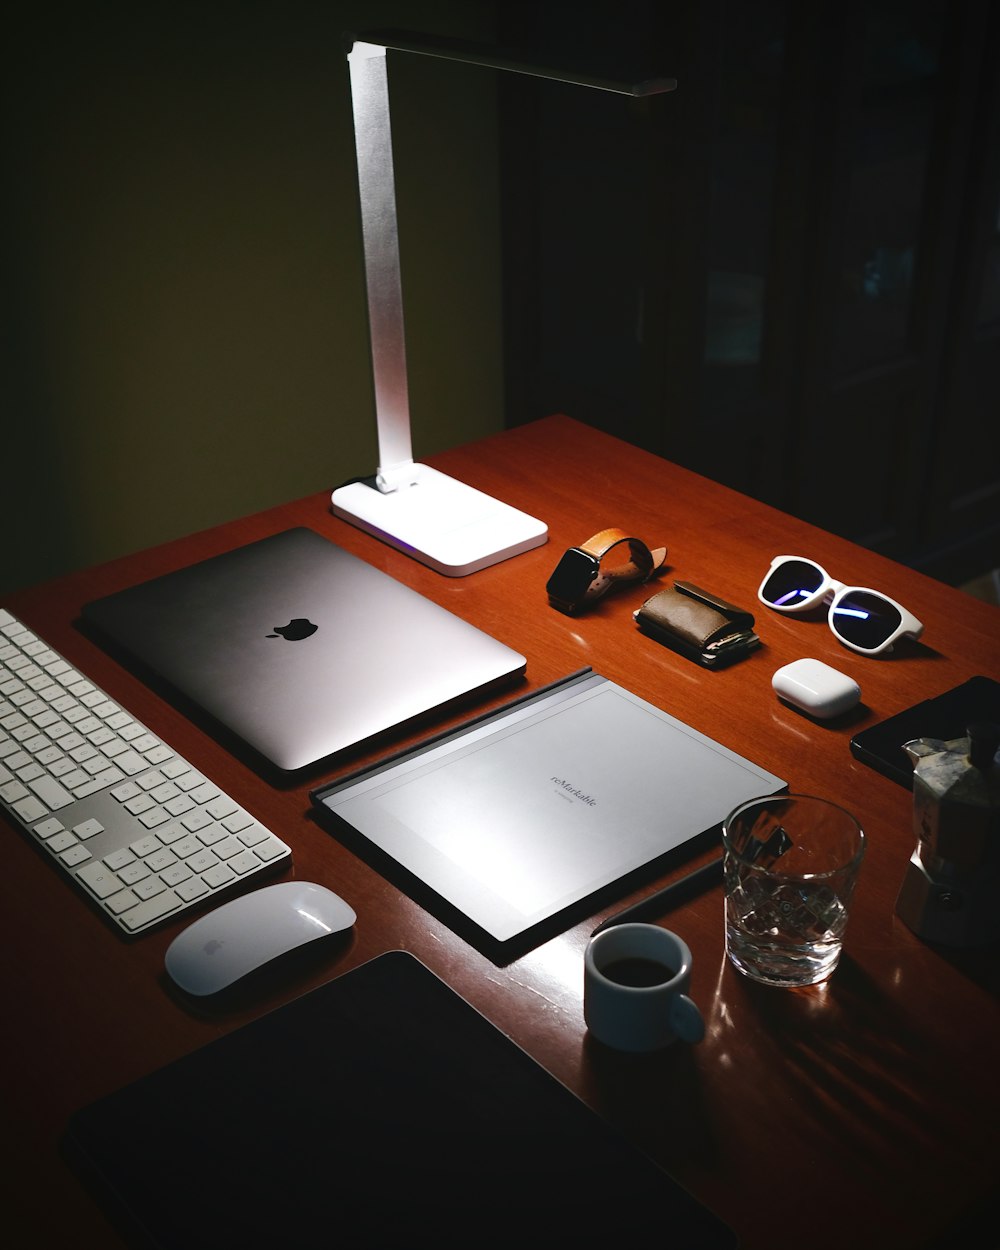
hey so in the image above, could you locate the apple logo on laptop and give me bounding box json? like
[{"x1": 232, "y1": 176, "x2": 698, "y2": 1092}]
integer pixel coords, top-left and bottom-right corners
[{"x1": 267, "y1": 618, "x2": 318, "y2": 641}]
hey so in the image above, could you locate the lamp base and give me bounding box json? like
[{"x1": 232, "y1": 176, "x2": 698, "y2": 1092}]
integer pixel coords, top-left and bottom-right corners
[{"x1": 331, "y1": 463, "x2": 547, "y2": 576}]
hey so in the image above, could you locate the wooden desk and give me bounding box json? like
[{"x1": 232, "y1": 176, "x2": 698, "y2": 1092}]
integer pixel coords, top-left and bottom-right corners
[{"x1": 3, "y1": 415, "x2": 998, "y2": 1248}]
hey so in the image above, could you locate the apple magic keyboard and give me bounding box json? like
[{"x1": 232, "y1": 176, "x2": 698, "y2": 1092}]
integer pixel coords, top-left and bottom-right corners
[{"x1": 0, "y1": 608, "x2": 292, "y2": 935}]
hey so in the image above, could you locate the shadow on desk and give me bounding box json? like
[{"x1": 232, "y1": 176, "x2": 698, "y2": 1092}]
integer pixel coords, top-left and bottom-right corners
[
  {"x1": 582, "y1": 1027, "x2": 721, "y2": 1172},
  {"x1": 720, "y1": 955, "x2": 954, "y2": 1135},
  {"x1": 931, "y1": 940, "x2": 1000, "y2": 997},
  {"x1": 705, "y1": 952, "x2": 999, "y2": 1245}
]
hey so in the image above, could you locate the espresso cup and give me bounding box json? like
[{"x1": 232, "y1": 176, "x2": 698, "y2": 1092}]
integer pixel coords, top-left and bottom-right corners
[{"x1": 584, "y1": 923, "x2": 705, "y2": 1053}]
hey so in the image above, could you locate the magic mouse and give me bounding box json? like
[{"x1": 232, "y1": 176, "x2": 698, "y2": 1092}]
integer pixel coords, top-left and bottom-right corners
[{"x1": 165, "y1": 881, "x2": 356, "y2": 996}]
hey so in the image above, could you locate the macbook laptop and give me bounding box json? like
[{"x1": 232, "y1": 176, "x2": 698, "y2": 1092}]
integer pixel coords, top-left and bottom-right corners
[{"x1": 82, "y1": 528, "x2": 526, "y2": 772}]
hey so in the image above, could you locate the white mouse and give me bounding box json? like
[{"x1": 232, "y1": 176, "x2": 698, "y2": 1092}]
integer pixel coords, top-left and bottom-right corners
[{"x1": 164, "y1": 880, "x2": 356, "y2": 996}]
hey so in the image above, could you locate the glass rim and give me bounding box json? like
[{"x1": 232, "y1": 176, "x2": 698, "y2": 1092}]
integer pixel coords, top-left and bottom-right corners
[{"x1": 722, "y1": 792, "x2": 866, "y2": 877}]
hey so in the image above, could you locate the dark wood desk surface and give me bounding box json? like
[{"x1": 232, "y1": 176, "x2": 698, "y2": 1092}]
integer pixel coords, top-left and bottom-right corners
[{"x1": 4, "y1": 415, "x2": 998, "y2": 1248}]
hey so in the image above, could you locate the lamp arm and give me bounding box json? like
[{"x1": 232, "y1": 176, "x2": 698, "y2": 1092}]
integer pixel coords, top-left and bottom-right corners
[
  {"x1": 348, "y1": 41, "x2": 416, "y2": 492},
  {"x1": 345, "y1": 31, "x2": 676, "y2": 496},
  {"x1": 346, "y1": 29, "x2": 678, "y2": 97}
]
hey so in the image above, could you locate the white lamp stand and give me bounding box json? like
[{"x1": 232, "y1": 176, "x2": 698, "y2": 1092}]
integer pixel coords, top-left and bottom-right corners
[{"x1": 331, "y1": 33, "x2": 675, "y2": 576}]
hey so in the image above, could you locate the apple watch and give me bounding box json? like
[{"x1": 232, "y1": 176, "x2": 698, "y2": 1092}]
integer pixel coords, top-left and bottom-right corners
[{"x1": 546, "y1": 528, "x2": 667, "y2": 615}]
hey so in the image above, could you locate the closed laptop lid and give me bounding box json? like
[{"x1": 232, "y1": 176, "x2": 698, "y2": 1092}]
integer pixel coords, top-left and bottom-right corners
[{"x1": 82, "y1": 528, "x2": 526, "y2": 772}]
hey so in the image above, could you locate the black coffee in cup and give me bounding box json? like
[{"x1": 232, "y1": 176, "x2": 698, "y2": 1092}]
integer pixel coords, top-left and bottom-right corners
[
  {"x1": 602, "y1": 956, "x2": 676, "y2": 988},
  {"x1": 585, "y1": 924, "x2": 704, "y2": 1050}
]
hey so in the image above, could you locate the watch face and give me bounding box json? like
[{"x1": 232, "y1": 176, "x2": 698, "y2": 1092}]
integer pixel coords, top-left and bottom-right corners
[{"x1": 546, "y1": 548, "x2": 599, "y2": 608}]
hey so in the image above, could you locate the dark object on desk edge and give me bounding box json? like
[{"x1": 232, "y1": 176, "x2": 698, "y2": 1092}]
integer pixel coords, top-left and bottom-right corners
[
  {"x1": 63, "y1": 951, "x2": 737, "y2": 1249},
  {"x1": 850, "y1": 676, "x2": 1000, "y2": 788}
]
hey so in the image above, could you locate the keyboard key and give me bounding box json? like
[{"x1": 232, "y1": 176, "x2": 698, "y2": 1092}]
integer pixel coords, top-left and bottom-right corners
[
  {"x1": 160, "y1": 862, "x2": 193, "y2": 887},
  {"x1": 77, "y1": 861, "x2": 123, "y2": 899},
  {"x1": 34, "y1": 817, "x2": 66, "y2": 840},
  {"x1": 133, "y1": 876, "x2": 167, "y2": 901},
  {"x1": 46, "y1": 830, "x2": 78, "y2": 854},
  {"x1": 104, "y1": 847, "x2": 137, "y2": 871},
  {"x1": 186, "y1": 849, "x2": 218, "y2": 874},
  {"x1": 130, "y1": 834, "x2": 163, "y2": 858},
  {"x1": 106, "y1": 888, "x2": 141, "y2": 915},
  {"x1": 256, "y1": 836, "x2": 289, "y2": 862},
  {"x1": 27, "y1": 774, "x2": 74, "y2": 810},
  {"x1": 72, "y1": 818, "x2": 104, "y2": 839},
  {"x1": 0, "y1": 778, "x2": 28, "y2": 803},
  {"x1": 176, "y1": 876, "x2": 210, "y2": 902},
  {"x1": 145, "y1": 848, "x2": 177, "y2": 873},
  {"x1": 228, "y1": 848, "x2": 262, "y2": 875},
  {"x1": 119, "y1": 861, "x2": 151, "y2": 886},
  {"x1": 60, "y1": 844, "x2": 92, "y2": 868},
  {"x1": 14, "y1": 795, "x2": 47, "y2": 823},
  {"x1": 203, "y1": 864, "x2": 236, "y2": 889},
  {"x1": 119, "y1": 890, "x2": 184, "y2": 931}
]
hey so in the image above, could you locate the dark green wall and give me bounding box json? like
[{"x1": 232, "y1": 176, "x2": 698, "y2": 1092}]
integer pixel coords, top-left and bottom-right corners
[{"x1": 2, "y1": 1, "x2": 503, "y2": 595}]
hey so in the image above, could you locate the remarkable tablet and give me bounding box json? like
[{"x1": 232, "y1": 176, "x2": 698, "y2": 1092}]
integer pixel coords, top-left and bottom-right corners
[{"x1": 314, "y1": 670, "x2": 786, "y2": 950}]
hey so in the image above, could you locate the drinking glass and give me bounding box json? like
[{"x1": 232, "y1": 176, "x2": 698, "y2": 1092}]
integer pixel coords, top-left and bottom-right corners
[{"x1": 723, "y1": 794, "x2": 865, "y2": 987}]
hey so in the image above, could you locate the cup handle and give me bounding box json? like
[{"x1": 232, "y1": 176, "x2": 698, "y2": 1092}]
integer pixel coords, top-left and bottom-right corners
[{"x1": 669, "y1": 993, "x2": 705, "y2": 1044}]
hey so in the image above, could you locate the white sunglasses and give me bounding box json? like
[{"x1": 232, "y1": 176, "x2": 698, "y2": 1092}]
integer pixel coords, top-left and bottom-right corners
[{"x1": 758, "y1": 555, "x2": 924, "y2": 656}]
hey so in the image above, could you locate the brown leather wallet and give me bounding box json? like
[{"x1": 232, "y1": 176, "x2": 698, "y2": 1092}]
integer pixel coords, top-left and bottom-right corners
[{"x1": 634, "y1": 581, "x2": 760, "y2": 668}]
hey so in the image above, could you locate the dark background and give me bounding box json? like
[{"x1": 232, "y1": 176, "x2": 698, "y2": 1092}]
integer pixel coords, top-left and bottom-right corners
[
  {"x1": 498, "y1": 0, "x2": 1000, "y2": 588},
  {"x1": 4, "y1": 0, "x2": 998, "y2": 596},
  {"x1": 2, "y1": 0, "x2": 505, "y2": 594}
]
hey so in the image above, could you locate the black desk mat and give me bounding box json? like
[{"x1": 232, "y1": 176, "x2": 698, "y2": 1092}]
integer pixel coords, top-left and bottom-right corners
[{"x1": 65, "y1": 951, "x2": 736, "y2": 1248}]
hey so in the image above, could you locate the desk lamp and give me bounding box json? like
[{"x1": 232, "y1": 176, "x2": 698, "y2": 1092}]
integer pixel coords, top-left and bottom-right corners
[{"x1": 331, "y1": 31, "x2": 676, "y2": 575}]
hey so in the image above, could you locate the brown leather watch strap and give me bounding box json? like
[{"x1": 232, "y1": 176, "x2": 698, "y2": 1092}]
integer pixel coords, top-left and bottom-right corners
[{"x1": 579, "y1": 528, "x2": 667, "y2": 603}]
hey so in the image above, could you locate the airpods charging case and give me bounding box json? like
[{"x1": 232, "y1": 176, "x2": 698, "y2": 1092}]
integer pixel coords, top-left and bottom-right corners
[{"x1": 772, "y1": 658, "x2": 860, "y2": 720}]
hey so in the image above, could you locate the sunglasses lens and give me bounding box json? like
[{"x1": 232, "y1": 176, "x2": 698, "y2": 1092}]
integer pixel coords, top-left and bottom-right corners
[
  {"x1": 830, "y1": 590, "x2": 901, "y2": 651},
  {"x1": 761, "y1": 559, "x2": 825, "y2": 608}
]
